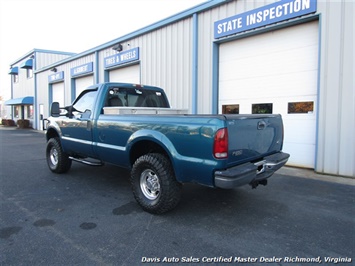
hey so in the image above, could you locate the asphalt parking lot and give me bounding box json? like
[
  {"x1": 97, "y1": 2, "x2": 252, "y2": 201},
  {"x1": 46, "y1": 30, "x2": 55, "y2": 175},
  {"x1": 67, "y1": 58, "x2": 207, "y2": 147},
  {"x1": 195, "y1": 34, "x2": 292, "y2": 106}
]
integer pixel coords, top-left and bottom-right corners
[{"x1": 0, "y1": 127, "x2": 354, "y2": 265}]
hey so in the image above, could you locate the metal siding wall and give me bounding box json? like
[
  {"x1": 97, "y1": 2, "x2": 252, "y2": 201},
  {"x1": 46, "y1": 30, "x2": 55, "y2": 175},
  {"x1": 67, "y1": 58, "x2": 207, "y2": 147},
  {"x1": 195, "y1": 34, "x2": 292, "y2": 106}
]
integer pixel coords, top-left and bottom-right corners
[
  {"x1": 12, "y1": 58, "x2": 34, "y2": 99},
  {"x1": 35, "y1": 53, "x2": 73, "y2": 70},
  {"x1": 36, "y1": 70, "x2": 52, "y2": 119},
  {"x1": 316, "y1": 1, "x2": 355, "y2": 177},
  {"x1": 100, "y1": 17, "x2": 193, "y2": 110},
  {"x1": 140, "y1": 18, "x2": 193, "y2": 109},
  {"x1": 35, "y1": 54, "x2": 95, "y2": 120}
]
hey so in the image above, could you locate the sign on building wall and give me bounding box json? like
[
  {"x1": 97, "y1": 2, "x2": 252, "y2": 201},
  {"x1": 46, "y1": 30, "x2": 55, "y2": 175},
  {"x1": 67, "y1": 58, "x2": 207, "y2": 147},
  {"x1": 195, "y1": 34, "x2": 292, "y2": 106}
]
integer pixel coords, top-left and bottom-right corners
[
  {"x1": 71, "y1": 62, "x2": 93, "y2": 77},
  {"x1": 214, "y1": 0, "x2": 317, "y2": 39},
  {"x1": 48, "y1": 71, "x2": 64, "y2": 83},
  {"x1": 104, "y1": 47, "x2": 139, "y2": 68}
]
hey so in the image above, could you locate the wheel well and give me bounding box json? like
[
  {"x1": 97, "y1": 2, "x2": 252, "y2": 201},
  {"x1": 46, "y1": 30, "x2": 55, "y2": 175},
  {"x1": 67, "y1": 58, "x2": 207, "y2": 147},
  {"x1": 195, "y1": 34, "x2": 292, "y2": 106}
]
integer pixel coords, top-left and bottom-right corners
[
  {"x1": 46, "y1": 128, "x2": 59, "y2": 141},
  {"x1": 130, "y1": 140, "x2": 169, "y2": 166}
]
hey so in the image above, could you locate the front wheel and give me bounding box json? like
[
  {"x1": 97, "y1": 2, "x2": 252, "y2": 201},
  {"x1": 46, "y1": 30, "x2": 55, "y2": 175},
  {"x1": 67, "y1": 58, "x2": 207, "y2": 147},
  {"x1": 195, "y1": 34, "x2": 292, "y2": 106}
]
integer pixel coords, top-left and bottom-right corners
[
  {"x1": 130, "y1": 153, "x2": 182, "y2": 214},
  {"x1": 46, "y1": 137, "x2": 72, "y2": 173}
]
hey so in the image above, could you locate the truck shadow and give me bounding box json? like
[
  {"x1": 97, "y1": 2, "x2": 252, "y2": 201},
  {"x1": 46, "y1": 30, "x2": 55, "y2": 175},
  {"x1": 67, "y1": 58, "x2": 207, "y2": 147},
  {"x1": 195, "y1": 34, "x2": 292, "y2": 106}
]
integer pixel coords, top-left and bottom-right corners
[{"x1": 62, "y1": 162, "x2": 287, "y2": 223}]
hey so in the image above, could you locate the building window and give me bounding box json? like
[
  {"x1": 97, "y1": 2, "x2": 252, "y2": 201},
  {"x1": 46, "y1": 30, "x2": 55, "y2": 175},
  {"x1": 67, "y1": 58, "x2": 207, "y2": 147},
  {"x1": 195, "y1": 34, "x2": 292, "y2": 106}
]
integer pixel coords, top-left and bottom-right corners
[
  {"x1": 25, "y1": 105, "x2": 33, "y2": 119},
  {"x1": 13, "y1": 74, "x2": 19, "y2": 83},
  {"x1": 27, "y1": 68, "x2": 33, "y2": 79},
  {"x1": 252, "y1": 103, "x2": 273, "y2": 114},
  {"x1": 222, "y1": 104, "x2": 239, "y2": 114},
  {"x1": 14, "y1": 106, "x2": 20, "y2": 118},
  {"x1": 288, "y1": 101, "x2": 314, "y2": 114}
]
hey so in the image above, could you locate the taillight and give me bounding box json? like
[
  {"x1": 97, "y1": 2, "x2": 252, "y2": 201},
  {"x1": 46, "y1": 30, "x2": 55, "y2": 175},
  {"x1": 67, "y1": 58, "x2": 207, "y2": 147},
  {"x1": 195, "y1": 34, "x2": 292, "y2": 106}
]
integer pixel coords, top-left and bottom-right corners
[{"x1": 213, "y1": 128, "x2": 228, "y2": 159}]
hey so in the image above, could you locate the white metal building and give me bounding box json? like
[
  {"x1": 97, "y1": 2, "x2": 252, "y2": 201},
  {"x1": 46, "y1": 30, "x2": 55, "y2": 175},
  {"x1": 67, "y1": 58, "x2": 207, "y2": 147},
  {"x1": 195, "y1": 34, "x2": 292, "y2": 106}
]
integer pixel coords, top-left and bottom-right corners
[
  {"x1": 6, "y1": 49, "x2": 75, "y2": 128},
  {"x1": 6, "y1": 0, "x2": 354, "y2": 177}
]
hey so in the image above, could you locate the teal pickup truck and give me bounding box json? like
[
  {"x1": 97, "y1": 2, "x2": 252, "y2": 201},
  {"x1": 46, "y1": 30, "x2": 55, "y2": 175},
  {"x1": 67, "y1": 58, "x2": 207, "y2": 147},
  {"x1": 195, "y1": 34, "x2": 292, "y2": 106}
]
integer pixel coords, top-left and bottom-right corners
[{"x1": 45, "y1": 82, "x2": 289, "y2": 214}]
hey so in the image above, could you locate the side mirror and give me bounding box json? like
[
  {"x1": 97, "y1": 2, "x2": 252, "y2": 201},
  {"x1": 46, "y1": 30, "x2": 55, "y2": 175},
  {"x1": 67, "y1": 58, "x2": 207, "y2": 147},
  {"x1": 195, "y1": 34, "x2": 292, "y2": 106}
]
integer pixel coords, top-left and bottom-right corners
[{"x1": 50, "y1": 102, "x2": 60, "y2": 117}]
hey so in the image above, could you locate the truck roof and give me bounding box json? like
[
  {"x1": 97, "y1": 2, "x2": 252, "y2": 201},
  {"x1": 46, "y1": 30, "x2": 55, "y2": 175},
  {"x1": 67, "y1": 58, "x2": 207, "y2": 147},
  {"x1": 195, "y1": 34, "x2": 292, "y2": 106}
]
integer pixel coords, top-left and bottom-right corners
[{"x1": 87, "y1": 82, "x2": 166, "y2": 93}]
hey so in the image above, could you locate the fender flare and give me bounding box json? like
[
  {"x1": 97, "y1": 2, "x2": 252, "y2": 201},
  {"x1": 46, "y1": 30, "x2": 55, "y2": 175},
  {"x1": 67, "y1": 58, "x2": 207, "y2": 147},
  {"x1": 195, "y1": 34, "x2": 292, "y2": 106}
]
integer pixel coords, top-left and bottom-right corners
[
  {"x1": 126, "y1": 129, "x2": 183, "y2": 180},
  {"x1": 45, "y1": 120, "x2": 62, "y2": 141}
]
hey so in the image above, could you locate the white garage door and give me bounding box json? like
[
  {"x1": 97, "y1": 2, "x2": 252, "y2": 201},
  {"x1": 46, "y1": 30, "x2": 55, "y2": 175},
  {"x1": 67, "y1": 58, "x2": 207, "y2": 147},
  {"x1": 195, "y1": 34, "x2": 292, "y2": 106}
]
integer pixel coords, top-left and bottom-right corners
[
  {"x1": 75, "y1": 75, "x2": 94, "y2": 98},
  {"x1": 219, "y1": 21, "x2": 319, "y2": 168},
  {"x1": 109, "y1": 64, "x2": 140, "y2": 83},
  {"x1": 52, "y1": 82, "x2": 65, "y2": 107}
]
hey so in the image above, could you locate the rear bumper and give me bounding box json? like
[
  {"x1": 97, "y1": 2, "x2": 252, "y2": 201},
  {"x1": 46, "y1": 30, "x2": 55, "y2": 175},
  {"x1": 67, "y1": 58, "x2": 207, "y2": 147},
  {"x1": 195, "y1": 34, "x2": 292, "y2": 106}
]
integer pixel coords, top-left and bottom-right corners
[{"x1": 214, "y1": 152, "x2": 290, "y2": 189}]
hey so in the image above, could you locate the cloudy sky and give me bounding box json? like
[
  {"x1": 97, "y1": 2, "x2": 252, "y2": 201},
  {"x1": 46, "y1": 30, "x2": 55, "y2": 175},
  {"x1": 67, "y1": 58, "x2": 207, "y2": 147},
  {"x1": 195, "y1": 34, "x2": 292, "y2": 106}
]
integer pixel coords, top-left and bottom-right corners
[{"x1": 0, "y1": 0, "x2": 207, "y2": 101}]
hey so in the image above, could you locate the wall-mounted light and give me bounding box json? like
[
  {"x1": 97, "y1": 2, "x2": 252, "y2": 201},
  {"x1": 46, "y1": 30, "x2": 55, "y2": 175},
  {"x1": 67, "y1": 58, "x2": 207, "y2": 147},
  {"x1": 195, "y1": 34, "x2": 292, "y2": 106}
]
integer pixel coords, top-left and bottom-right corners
[
  {"x1": 112, "y1": 43, "x2": 123, "y2": 52},
  {"x1": 51, "y1": 67, "x2": 57, "y2": 72}
]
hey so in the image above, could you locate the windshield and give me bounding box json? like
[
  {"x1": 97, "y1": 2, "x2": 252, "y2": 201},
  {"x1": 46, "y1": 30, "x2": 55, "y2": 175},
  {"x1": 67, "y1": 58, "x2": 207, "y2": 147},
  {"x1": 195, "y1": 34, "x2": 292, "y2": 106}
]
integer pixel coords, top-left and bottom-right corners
[{"x1": 105, "y1": 87, "x2": 169, "y2": 108}]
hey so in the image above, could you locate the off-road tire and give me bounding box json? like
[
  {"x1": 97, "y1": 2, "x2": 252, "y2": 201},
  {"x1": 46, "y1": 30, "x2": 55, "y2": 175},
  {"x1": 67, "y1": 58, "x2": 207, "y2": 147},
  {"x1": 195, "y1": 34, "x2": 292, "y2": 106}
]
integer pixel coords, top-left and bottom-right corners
[
  {"x1": 46, "y1": 137, "x2": 72, "y2": 173},
  {"x1": 130, "y1": 153, "x2": 182, "y2": 214}
]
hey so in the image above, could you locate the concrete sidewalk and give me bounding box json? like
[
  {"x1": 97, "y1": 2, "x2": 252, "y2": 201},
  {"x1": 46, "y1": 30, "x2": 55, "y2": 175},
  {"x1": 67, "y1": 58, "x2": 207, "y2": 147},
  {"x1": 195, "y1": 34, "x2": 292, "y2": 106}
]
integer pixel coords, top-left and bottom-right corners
[{"x1": 278, "y1": 166, "x2": 355, "y2": 186}]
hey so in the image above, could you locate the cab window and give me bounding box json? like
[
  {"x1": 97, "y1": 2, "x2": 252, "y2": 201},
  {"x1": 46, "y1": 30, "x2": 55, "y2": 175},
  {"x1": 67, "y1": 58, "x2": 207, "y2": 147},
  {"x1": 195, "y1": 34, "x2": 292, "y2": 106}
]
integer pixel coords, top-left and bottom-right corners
[
  {"x1": 105, "y1": 87, "x2": 169, "y2": 108},
  {"x1": 72, "y1": 89, "x2": 98, "y2": 116}
]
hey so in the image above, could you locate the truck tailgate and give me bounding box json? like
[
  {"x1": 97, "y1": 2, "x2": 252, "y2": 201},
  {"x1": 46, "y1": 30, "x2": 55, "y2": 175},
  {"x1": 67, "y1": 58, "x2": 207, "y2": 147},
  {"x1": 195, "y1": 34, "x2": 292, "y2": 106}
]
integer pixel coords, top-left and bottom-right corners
[{"x1": 225, "y1": 114, "x2": 284, "y2": 166}]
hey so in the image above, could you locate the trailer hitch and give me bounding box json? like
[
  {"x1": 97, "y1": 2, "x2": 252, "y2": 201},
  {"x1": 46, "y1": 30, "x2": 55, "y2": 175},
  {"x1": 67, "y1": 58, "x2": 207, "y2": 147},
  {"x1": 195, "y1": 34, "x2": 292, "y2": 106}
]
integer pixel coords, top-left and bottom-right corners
[{"x1": 250, "y1": 179, "x2": 268, "y2": 189}]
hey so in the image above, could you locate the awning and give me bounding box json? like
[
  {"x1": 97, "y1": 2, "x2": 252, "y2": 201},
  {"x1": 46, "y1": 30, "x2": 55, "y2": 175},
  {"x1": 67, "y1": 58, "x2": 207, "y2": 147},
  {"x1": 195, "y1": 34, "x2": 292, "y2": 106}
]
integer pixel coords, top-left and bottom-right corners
[
  {"x1": 5, "y1": 96, "x2": 34, "y2": 105},
  {"x1": 20, "y1": 59, "x2": 33, "y2": 69},
  {"x1": 8, "y1": 66, "x2": 19, "y2": 75}
]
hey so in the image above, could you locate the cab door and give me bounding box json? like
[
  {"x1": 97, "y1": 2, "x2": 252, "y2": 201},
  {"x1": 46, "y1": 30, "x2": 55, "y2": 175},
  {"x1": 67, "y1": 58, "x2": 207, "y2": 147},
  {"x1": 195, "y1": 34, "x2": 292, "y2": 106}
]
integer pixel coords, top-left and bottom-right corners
[{"x1": 60, "y1": 89, "x2": 98, "y2": 157}]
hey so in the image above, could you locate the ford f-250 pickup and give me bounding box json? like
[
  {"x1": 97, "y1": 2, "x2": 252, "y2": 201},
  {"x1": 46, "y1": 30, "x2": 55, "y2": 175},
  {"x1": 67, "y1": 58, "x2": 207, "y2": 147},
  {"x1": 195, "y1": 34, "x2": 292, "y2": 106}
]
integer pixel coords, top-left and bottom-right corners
[{"x1": 45, "y1": 82, "x2": 289, "y2": 214}]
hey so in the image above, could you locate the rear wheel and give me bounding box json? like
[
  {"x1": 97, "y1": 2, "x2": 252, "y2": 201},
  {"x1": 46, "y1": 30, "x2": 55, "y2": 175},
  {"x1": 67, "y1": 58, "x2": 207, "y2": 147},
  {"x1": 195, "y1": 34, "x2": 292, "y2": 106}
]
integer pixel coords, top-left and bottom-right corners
[
  {"x1": 130, "y1": 153, "x2": 182, "y2": 214},
  {"x1": 46, "y1": 138, "x2": 72, "y2": 173}
]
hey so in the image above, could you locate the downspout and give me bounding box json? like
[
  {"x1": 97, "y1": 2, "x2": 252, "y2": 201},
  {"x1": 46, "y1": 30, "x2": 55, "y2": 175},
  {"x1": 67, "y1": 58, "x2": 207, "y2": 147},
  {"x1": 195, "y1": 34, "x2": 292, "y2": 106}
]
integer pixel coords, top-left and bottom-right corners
[
  {"x1": 212, "y1": 42, "x2": 219, "y2": 114},
  {"x1": 191, "y1": 13, "x2": 199, "y2": 114},
  {"x1": 33, "y1": 53, "x2": 38, "y2": 129},
  {"x1": 95, "y1": 51, "x2": 100, "y2": 83},
  {"x1": 314, "y1": 14, "x2": 322, "y2": 173},
  {"x1": 10, "y1": 74, "x2": 14, "y2": 120}
]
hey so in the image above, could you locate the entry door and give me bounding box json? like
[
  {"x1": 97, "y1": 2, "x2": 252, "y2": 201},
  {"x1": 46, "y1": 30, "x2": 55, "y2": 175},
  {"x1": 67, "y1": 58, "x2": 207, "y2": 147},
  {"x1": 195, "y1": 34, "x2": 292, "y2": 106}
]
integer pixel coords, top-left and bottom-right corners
[{"x1": 218, "y1": 21, "x2": 319, "y2": 168}]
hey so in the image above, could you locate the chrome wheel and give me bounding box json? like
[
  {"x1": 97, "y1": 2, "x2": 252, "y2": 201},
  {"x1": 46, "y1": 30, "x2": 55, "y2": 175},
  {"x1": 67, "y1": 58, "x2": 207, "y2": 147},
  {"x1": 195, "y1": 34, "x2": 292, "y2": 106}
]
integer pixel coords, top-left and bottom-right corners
[
  {"x1": 140, "y1": 169, "x2": 160, "y2": 200},
  {"x1": 49, "y1": 146, "x2": 59, "y2": 166},
  {"x1": 131, "y1": 153, "x2": 182, "y2": 214},
  {"x1": 46, "y1": 138, "x2": 72, "y2": 173}
]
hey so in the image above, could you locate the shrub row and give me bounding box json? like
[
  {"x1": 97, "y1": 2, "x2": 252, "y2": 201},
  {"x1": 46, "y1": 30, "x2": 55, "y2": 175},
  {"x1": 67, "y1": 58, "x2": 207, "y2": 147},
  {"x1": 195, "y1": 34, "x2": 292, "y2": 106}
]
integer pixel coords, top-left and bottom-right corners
[{"x1": 1, "y1": 119, "x2": 31, "y2": 128}]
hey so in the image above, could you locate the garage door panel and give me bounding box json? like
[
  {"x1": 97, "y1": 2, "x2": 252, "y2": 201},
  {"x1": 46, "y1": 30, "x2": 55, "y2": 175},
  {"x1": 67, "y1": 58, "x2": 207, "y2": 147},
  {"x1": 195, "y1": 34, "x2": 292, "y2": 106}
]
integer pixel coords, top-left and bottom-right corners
[
  {"x1": 220, "y1": 24, "x2": 318, "y2": 63},
  {"x1": 283, "y1": 119, "x2": 316, "y2": 145},
  {"x1": 219, "y1": 21, "x2": 318, "y2": 168},
  {"x1": 75, "y1": 75, "x2": 94, "y2": 98},
  {"x1": 52, "y1": 82, "x2": 64, "y2": 107},
  {"x1": 220, "y1": 47, "x2": 318, "y2": 83},
  {"x1": 282, "y1": 142, "x2": 315, "y2": 168},
  {"x1": 109, "y1": 64, "x2": 140, "y2": 83},
  {"x1": 219, "y1": 70, "x2": 318, "y2": 101}
]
